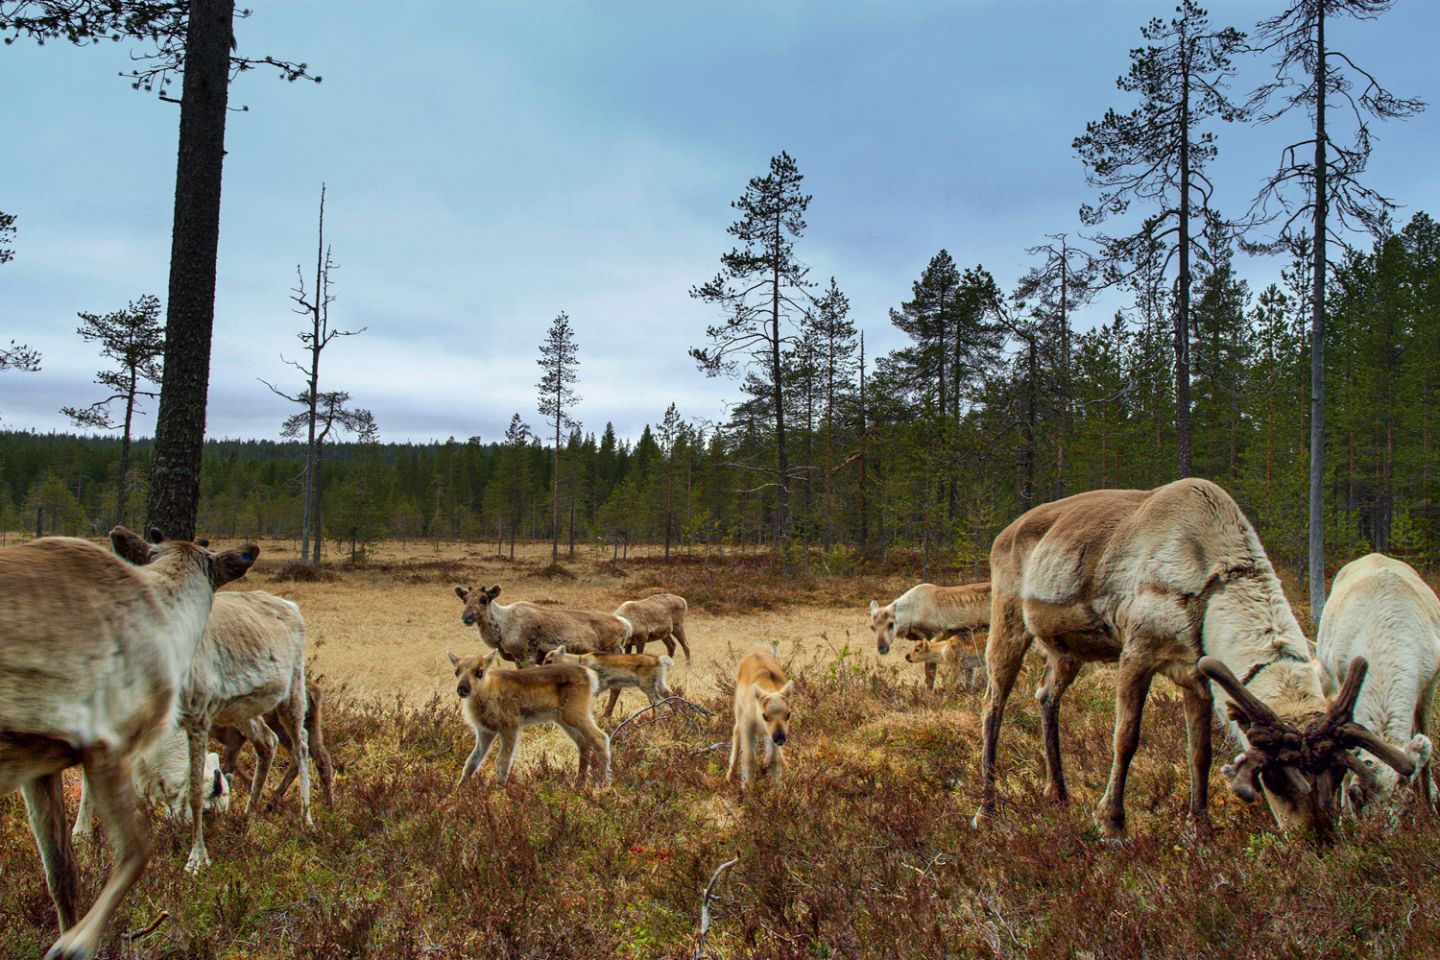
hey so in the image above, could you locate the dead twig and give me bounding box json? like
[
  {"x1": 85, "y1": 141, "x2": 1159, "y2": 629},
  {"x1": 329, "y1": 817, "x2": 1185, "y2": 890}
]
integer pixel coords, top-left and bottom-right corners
[
  {"x1": 610, "y1": 696, "x2": 716, "y2": 743},
  {"x1": 691, "y1": 857, "x2": 738, "y2": 960},
  {"x1": 688, "y1": 741, "x2": 730, "y2": 757},
  {"x1": 121, "y1": 909, "x2": 170, "y2": 942}
]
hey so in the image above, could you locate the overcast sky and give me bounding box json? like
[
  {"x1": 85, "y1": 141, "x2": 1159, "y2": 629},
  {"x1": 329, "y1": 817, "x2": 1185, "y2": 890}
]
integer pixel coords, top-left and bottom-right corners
[{"x1": 2, "y1": 0, "x2": 1438, "y2": 443}]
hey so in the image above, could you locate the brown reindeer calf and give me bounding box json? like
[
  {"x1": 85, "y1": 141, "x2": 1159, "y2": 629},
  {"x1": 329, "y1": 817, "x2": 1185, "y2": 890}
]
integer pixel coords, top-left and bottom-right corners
[
  {"x1": 905, "y1": 636, "x2": 986, "y2": 694},
  {"x1": 542, "y1": 645, "x2": 675, "y2": 717},
  {"x1": 726, "y1": 648, "x2": 795, "y2": 787},
  {"x1": 448, "y1": 651, "x2": 611, "y2": 787}
]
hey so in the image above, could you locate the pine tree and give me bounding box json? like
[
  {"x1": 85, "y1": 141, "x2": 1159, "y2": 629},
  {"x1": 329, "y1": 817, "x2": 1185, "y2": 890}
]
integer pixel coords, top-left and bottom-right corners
[
  {"x1": 1075, "y1": 0, "x2": 1247, "y2": 479},
  {"x1": 60, "y1": 294, "x2": 165, "y2": 525},
  {"x1": 691, "y1": 152, "x2": 812, "y2": 543},
  {"x1": 536, "y1": 311, "x2": 580, "y2": 566}
]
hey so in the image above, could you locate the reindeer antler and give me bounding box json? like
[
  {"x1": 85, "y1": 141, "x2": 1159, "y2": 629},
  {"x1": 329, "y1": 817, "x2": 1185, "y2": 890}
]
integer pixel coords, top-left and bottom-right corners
[
  {"x1": 1199, "y1": 657, "x2": 1311, "y2": 801},
  {"x1": 1197, "y1": 657, "x2": 1279, "y2": 726}
]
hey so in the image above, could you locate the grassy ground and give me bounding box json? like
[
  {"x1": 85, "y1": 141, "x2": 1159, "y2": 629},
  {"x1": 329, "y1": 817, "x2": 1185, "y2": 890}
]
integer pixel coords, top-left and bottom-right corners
[{"x1": 2, "y1": 542, "x2": 1437, "y2": 959}]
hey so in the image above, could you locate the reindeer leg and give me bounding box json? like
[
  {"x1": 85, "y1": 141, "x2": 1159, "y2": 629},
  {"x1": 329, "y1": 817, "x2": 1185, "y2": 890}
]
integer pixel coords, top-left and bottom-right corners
[
  {"x1": 184, "y1": 719, "x2": 215, "y2": 874},
  {"x1": 47, "y1": 747, "x2": 151, "y2": 960},
  {"x1": 238, "y1": 717, "x2": 278, "y2": 825},
  {"x1": 725, "y1": 724, "x2": 741, "y2": 783},
  {"x1": 1035, "y1": 654, "x2": 1081, "y2": 804},
  {"x1": 459, "y1": 730, "x2": 494, "y2": 789},
  {"x1": 23, "y1": 772, "x2": 80, "y2": 934},
  {"x1": 70, "y1": 770, "x2": 96, "y2": 844},
  {"x1": 603, "y1": 687, "x2": 623, "y2": 719},
  {"x1": 671, "y1": 622, "x2": 692, "y2": 663},
  {"x1": 494, "y1": 731, "x2": 521, "y2": 784},
  {"x1": 924, "y1": 660, "x2": 938, "y2": 692},
  {"x1": 1180, "y1": 672, "x2": 1215, "y2": 833},
  {"x1": 286, "y1": 677, "x2": 313, "y2": 828},
  {"x1": 977, "y1": 602, "x2": 1031, "y2": 825},
  {"x1": 1096, "y1": 655, "x2": 1155, "y2": 840}
]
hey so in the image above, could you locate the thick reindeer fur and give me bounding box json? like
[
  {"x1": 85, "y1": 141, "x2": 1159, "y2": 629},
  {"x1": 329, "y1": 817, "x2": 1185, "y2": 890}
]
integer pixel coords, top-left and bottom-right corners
[
  {"x1": 214, "y1": 679, "x2": 337, "y2": 809},
  {"x1": 542, "y1": 645, "x2": 675, "y2": 717},
  {"x1": 616, "y1": 593, "x2": 692, "y2": 662},
  {"x1": 726, "y1": 648, "x2": 794, "y2": 787},
  {"x1": 454, "y1": 584, "x2": 631, "y2": 666},
  {"x1": 978, "y1": 479, "x2": 1357, "y2": 839},
  {"x1": 76, "y1": 589, "x2": 314, "y2": 874},
  {"x1": 449, "y1": 652, "x2": 611, "y2": 786},
  {"x1": 1317, "y1": 553, "x2": 1439, "y2": 813},
  {"x1": 870, "y1": 582, "x2": 990, "y2": 690},
  {"x1": 0, "y1": 529, "x2": 256, "y2": 960},
  {"x1": 74, "y1": 725, "x2": 230, "y2": 831}
]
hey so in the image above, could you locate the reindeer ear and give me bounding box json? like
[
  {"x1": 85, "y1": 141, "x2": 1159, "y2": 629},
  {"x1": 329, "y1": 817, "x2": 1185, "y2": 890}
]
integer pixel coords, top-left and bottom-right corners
[
  {"x1": 212, "y1": 544, "x2": 259, "y2": 587},
  {"x1": 487, "y1": 585, "x2": 502, "y2": 599},
  {"x1": 147, "y1": 526, "x2": 166, "y2": 544},
  {"x1": 109, "y1": 526, "x2": 155, "y2": 565},
  {"x1": 869, "y1": 600, "x2": 879, "y2": 617},
  {"x1": 454, "y1": 585, "x2": 469, "y2": 601},
  {"x1": 778, "y1": 681, "x2": 795, "y2": 699},
  {"x1": 447, "y1": 652, "x2": 459, "y2": 667},
  {"x1": 753, "y1": 686, "x2": 769, "y2": 703}
]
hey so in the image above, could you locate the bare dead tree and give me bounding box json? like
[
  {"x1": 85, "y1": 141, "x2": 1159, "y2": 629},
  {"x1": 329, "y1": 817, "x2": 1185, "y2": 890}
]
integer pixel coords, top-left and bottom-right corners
[{"x1": 261, "y1": 185, "x2": 364, "y2": 564}]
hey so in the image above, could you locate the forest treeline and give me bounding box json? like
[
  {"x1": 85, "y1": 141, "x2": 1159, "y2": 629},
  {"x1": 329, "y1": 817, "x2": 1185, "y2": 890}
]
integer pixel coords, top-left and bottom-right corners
[{"x1": 5, "y1": 210, "x2": 1438, "y2": 578}]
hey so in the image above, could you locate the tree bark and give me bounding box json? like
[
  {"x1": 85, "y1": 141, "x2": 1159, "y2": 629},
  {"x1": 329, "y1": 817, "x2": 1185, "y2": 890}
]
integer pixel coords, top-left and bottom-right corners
[
  {"x1": 1175, "y1": 24, "x2": 1194, "y2": 480},
  {"x1": 146, "y1": 0, "x2": 234, "y2": 540}
]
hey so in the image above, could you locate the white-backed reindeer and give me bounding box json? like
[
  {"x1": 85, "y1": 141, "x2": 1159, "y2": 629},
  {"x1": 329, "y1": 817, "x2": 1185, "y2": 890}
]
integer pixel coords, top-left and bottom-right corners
[
  {"x1": 89, "y1": 529, "x2": 312, "y2": 873},
  {"x1": 454, "y1": 584, "x2": 631, "y2": 666},
  {"x1": 1317, "y1": 553, "x2": 1438, "y2": 815},
  {"x1": 0, "y1": 527, "x2": 256, "y2": 960},
  {"x1": 977, "y1": 479, "x2": 1415, "y2": 840}
]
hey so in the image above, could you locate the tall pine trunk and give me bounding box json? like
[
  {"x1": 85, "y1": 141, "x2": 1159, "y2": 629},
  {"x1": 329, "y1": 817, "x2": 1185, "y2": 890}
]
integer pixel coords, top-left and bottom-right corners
[
  {"x1": 1175, "y1": 32, "x2": 1194, "y2": 480},
  {"x1": 147, "y1": 0, "x2": 233, "y2": 540},
  {"x1": 1308, "y1": 6, "x2": 1328, "y2": 621}
]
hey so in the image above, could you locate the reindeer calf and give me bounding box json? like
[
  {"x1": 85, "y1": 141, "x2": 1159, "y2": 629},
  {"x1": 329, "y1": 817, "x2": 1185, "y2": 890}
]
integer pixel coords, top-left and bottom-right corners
[
  {"x1": 448, "y1": 651, "x2": 611, "y2": 787},
  {"x1": 905, "y1": 636, "x2": 986, "y2": 694},
  {"x1": 542, "y1": 645, "x2": 674, "y2": 717},
  {"x1": 726, "y1": 648, "x2": 794, "y2": 787}
]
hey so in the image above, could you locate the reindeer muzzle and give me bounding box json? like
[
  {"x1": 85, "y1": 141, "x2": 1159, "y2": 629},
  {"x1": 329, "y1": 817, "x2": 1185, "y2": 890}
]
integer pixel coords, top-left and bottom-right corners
[
  {"x1": 457, "y1": 682, "x2": 471, "y2": 698},
  {"x1": 771, "y1": 732, "x2": 788, "y2": 747}
]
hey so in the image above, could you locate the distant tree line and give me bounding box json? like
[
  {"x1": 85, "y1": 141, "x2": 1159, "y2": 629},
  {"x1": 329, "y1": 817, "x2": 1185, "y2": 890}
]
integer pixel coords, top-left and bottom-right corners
[{"x1": 3, "y1": 207, "x2": 1438, "y2": 576}]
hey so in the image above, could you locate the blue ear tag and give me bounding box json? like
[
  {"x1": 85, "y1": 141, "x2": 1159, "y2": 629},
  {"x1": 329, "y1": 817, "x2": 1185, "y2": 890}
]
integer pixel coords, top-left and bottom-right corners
[{"x1": 241, "y1": 552, "x2": 253, "y2": 563}]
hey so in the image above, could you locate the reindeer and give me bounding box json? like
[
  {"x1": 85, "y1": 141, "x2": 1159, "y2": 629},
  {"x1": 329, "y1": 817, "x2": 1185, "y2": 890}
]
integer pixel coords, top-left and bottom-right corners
[
  {"x1": 0, "y1": 527, "x2": 256, "y2": 960},
  {"x1": 542, "y1": 645, "x2": 674, "y2": 717},
  {"x1": 92, "y1": 527, "x2": 313, "y2": 872},
  {"x1": 617, "y1": 593, "x2": 692, "y2": 662},
  {"x1": 870, "y1": 582, "x2": 990, "y2": 690},
  {"x1": 726, "y1": 647, "x2": 795, "y2": 787},
  {"x1": 213, "y1": 678, "x2": 337, "y2": 809},
  {"x1": 977, "y1": 478, "x2": 1414, "y2": 840},
  {"x1": 1316, "y1": 553, "x2": 1439, "y2": 815},
  {"x1": 905, "y1": 637, "x2": 985, "y2": 694},
  {"x1": 103, "y1": 725, "x2": 232, "y2": 822},
  {"x1": 453, "y1": 584, "x2": 631, "y2": 666},
  {"x1": 448, "y1": 651, "x2": 611, "y2": 787}
]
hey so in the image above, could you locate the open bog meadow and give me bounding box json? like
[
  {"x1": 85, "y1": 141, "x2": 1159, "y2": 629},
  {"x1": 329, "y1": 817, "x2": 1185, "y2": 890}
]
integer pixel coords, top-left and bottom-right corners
[{"x1": 2, "y1": 539, "x2": 1437, "y2": 960}]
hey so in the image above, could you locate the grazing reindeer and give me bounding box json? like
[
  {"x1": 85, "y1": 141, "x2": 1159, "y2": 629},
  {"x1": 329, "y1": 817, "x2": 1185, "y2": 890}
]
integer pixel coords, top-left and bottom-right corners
[
  {"x1": 978, "y1": 478, "x2": 1413, "y2": 840},
  {"x1": 1317, "y1": 553, "x2": 1439, "y2": 815},
  {"x1": 726, "y1": 648, "x2": 795, "y2": 787},
  {"x1": 213, "y1": 679, "x2": 337, "y2": 809},
  {"x1": 542, "y1": 645, "x2": 674, "y2": 717},
  {"x1": 74, "y1": 725, "x2": 231, "y2": 834},
  {"x1": 449, "y1": 651, "x2": 611, "y2": 787},
  {"x1": 0, "y1": 527, "x2": 256, "y2": 960},
  {"x1": 871, "y1": 582, "x2": 990, "y2": 690},
  {"x1": 905, "y1": 637, "x2": 985, "y2": 694},
  {"x1": 617, "y1": 593, "x2": 692, "y2": 662},
  {"x1": 454, "y1": 584, "x2": 631, "y2": 666},
  {"x1": 95, "y1": 526, "x2": 312, "y2": 872}
]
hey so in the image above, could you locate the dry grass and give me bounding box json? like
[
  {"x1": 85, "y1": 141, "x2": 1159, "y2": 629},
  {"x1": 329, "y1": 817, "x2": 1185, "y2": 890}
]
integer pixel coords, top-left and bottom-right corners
[{"x1": 2, "y1": 541, "x2": 1436, "y2": 959}]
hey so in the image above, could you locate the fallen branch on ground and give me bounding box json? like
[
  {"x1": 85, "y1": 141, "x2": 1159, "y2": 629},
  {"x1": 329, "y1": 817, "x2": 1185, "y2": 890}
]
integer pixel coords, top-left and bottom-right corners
[
  {"x1": 122, "y1": 910, "x2": 170, "y2": 942},
  {"x1": 691, "y1": 857, "x2": 738, "y2": 960},
  {"x1": 610, "y1": 696, "x2": 716, "y2": 742}
]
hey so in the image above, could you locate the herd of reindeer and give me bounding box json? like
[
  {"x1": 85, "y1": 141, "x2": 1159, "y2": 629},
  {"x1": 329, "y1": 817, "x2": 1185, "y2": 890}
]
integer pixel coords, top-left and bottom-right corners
[{"x1": 2, "y1": 476, "x2": 1439, "y2": 959}]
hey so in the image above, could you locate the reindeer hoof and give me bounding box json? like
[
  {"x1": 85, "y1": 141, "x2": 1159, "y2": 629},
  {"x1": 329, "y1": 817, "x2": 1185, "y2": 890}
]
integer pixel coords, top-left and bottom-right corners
[{"x1": 184, "y1": 849, "x2": 211, "y2": 875}]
